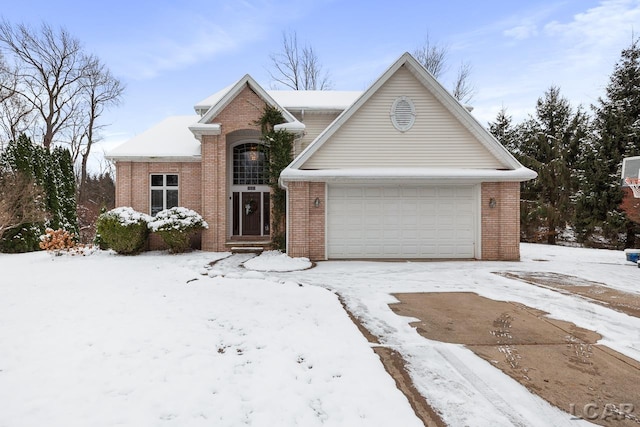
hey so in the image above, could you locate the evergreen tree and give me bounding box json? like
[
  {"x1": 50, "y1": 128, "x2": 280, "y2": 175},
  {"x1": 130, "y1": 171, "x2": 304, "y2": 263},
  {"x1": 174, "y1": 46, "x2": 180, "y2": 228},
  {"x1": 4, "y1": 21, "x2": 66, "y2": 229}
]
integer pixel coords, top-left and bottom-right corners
[
  {"x1": 515, "y1": 86, "x2": 588, "y2": 244},
  {"x1": 488, "y1": 107, "x2": 518, "y2": 154},
  {"x1": 0, "y1": 134, "x2": 77, "y2": 251},
  {"x1": 577, "y1": 37, "x2": 640, "y2": 247}
]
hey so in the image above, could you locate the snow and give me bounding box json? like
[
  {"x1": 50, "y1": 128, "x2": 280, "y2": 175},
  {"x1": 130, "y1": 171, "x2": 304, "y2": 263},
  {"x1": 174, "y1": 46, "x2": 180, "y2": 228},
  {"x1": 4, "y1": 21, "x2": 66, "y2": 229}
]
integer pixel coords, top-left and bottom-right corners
[
  {"x1": 102, "y1": 206, "x2": 152, "y2": 226},
  {"x1": 1, "y1": 243, "x2": 639, "y2": 426},
  {"x1": 268, "y1": 90, "x2": 363, "y2": 111},
  {"x1": 194, "y1": 86, "x2": 362, "y2": 113},
  {"x1": 106, "y1": 115, "x2": 201, "y2": 160},
  {"x1": 280, "y1": 165, "x2": 537, "y2": 183},
  {"x1": 147, "y1": 207, "x2": 208, "y2": 232},
  {"x1": 0, "y1": 250, "x2": 420, "y2": 427},
  {"x1": 243, "y1": 250, "x2": 312, "y2": 272}
]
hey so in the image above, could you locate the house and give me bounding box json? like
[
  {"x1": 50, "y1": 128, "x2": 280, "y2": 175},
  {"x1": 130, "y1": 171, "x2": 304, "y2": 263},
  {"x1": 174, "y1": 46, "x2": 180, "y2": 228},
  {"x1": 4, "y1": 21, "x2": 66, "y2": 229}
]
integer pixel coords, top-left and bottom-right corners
[{"x1": 106, "y1": 52, "x2": 536, "y2": 261}]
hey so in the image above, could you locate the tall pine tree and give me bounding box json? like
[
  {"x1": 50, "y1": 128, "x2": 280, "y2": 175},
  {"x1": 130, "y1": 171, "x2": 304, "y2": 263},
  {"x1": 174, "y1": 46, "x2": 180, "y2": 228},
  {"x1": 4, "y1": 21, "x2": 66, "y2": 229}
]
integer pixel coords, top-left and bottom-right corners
[
  {"x1": 576, "y1": 37, "x2": 640, "y2": 247},
  {"x1": 513, "y1": 86, "x2": 588, "y2": 244}
]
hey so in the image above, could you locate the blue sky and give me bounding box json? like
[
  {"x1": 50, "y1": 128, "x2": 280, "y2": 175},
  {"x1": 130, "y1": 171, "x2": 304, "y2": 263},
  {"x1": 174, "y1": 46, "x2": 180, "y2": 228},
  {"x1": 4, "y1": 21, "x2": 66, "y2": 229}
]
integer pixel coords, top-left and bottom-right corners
[{"x1": 2, "y1": 0, "x2": 640, "y2": 168}]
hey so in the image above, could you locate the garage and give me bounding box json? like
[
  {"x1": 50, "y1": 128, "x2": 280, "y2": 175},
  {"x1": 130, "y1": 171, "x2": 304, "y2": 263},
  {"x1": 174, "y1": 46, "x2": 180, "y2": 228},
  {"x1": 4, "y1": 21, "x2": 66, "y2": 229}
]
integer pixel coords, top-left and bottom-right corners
[{"x1": 327, "y1": 185, "x2": 478, "y2": 259}]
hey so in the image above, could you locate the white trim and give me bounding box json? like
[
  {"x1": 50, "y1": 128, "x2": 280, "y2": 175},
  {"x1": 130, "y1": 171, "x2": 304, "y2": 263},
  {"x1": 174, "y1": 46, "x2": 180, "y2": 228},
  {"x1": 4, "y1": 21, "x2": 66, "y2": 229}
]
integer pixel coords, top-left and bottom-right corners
[
  {"x1": 196, "y1": 74, "x2": 304, "y2": 131},
  {"x1": 280, "y1": 166, "x2": 537, "y2": 185},
  {"x1": 109, "y1": 156, "x2": 201, "y2": 163},
  {"x1": 324, "y1": 182, "x2": 328, "y2": 260},
  {"x1": 188, "y1": 123, "x2": 221, "y2": 141},
  {"x1": 475, "y1": 184, "x2": 482, "y2": 259}
]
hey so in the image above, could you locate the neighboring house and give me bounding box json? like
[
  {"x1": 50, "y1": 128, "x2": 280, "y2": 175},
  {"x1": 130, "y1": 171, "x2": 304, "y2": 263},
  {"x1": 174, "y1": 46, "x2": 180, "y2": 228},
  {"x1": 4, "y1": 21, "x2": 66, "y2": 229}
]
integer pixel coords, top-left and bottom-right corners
[{"x1": 106, "y1": 52, "x2": 536, "y2": 261}]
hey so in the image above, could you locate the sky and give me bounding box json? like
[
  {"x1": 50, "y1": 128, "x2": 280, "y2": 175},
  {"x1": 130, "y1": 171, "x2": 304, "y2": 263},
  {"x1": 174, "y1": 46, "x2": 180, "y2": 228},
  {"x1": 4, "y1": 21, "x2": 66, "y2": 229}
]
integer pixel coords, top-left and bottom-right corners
[{"x1": 2, "y1": 0, "x2": 640, "y2": 171}]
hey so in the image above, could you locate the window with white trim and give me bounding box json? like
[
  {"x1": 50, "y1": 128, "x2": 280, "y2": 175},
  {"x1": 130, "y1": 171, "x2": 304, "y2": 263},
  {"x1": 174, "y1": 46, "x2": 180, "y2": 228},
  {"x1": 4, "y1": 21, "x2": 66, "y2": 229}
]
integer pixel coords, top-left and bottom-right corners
[{"x1": 150, "y1": 174, "x2": 178, "y2": 216}]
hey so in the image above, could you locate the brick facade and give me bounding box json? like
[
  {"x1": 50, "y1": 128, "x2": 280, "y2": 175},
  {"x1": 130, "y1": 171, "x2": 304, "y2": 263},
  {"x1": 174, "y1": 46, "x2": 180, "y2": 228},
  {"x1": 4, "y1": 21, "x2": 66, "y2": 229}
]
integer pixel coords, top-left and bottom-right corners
[
  {"x1": 287, "y1": 182, "x2": 326, "y2": 260},
  {"x1": 112, "y1": 82, "x2": 524, "y2": 261},
  {"x1": 481, "y1": 182, "x2": 521, "y2": 261},
  {"x1": 114, "y1": 161, "x2": 202, "y2": 250},
  {"x1": 200, "y1": 85, "x2": 267, "y2": 251}
]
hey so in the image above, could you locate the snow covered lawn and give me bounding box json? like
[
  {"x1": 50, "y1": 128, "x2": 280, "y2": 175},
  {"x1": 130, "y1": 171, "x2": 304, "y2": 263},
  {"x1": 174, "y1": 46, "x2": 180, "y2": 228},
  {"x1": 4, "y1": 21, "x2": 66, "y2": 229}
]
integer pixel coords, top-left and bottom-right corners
[
  {"x1": 0, "y1": 250, "x2": 421, "y2": 427},
  {"x1": 2, "y1": 244, "x2": 640, "y2": 427}
]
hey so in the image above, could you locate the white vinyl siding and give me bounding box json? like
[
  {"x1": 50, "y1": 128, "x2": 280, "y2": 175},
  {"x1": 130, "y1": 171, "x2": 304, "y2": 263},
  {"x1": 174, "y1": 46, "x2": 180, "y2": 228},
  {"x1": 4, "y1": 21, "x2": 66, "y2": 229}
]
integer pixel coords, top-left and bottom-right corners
[
  {"x1": 302, "y1": 67, "x2": 504, "y2": 169},
  {"x1": 327, "y1": 185, "x2": 477, "y2": 259},
  {"x1": 292, "y1": 112, "x2": 340, "y2": 157}
]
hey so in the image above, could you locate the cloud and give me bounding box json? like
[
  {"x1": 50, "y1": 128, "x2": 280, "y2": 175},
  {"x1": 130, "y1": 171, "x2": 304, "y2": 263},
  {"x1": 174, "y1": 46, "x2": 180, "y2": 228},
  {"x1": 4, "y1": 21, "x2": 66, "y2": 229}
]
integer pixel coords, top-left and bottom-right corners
[
  {"x1": 544, "y1": 0, "x2": 640, "y2": 49},
  {"x1": 110, "y1": 16, "x2": 266, "y2": 80},
  {"x1": 103, "y1": 0, "x2": 311, "y2": 81},
  {"x1": 503, "y1": 23, "x2": 538, "y2": 40}
]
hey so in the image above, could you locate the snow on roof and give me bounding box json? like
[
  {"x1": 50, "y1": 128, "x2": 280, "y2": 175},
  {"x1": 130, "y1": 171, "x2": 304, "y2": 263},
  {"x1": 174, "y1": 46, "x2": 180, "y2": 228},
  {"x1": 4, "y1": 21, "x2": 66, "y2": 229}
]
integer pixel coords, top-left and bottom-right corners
[
  {"x1": 279, "y1": 167, "x2": 537, "y2": 186},
  {"x1": 268, "y1": 91, "x2": 363, "y2": 111},
  {"x1": 193, "y1": 82, "x2": 237, "y2": 114},
  {"x1": 106, "y1": 115, "x2": 201, "y2": 161},
  {"x1": 194, "y1": 87, "x2": 362, "y2": 114}
]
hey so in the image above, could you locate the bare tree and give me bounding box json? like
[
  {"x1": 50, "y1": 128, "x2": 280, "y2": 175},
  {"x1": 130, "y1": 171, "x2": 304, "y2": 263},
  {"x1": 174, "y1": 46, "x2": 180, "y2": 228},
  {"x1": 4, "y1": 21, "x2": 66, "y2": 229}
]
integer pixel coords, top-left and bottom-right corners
[
  {"x1": 451, "y1": 61, "x2": 475, "y2": 104},
  {"x1": 0, "y1": 53, "x2": 33, "y2": 146},
  {"x1": 414, "y1": 34, "x2": 476, "y2": 103},
  {"x1": 76, "y1": 55, "x2": 123, "y2": 188},
  {"x1": 413, "y1": 34, "x2": 448, "y2": 79},
  {"x1": 0, "y1": 21, "x2": 90, "y2": 149},
  {"x1": 0, "y1": 171, "x2": 47, "y2": 239},
  {"x1": 269, "y1": 31, "x2": 331, "y2": 90}
]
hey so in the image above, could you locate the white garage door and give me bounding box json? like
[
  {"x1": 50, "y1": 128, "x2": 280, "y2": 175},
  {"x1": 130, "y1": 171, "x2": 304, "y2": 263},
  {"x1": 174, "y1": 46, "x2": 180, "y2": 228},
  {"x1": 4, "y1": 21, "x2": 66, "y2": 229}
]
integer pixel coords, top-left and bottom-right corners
[{"x1": 327, "y1": 185, "x2": 477, "y2": 259}]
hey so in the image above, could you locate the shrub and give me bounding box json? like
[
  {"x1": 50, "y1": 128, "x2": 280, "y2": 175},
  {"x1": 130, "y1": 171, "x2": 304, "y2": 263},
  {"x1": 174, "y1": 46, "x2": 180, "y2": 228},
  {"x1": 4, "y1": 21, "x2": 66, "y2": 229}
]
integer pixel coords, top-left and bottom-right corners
[
  {"x1": 95, "y1": 207, "x2": 151, "y2": 254},
  {"x1": 0, "y1": 223, "x2": 45, "y2": 253},
  {"x1": 39, "y1": 228, "x2": 76, "y2": 253},
  {"x1": 148, "y1": 207, "x2": 208, "y2": 253}
]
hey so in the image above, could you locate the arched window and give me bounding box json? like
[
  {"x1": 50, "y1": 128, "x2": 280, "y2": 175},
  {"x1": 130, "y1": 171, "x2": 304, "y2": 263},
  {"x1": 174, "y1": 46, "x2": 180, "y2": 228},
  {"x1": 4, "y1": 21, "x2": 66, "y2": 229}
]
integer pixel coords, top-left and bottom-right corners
[{"x1": 233, "y1": 143, "x2": 267, "y2": 185}]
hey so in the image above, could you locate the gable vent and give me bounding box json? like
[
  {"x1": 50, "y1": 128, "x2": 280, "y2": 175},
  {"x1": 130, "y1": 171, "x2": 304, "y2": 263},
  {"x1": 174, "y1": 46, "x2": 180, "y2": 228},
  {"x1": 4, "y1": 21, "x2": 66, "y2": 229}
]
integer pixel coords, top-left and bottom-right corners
[{"x1": 390, "y1": 96, "x2": 416, "y2": 132}]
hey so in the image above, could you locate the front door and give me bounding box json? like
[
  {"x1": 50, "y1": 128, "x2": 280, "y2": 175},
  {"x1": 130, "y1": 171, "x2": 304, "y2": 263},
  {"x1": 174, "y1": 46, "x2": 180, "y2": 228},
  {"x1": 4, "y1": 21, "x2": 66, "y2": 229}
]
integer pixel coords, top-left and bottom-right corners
[
  {"x1": 230, "y1": 141, "x2": 270, "y2": 238},
  {"x1": 241, "y1": 192, "x2": 261, "y2": 235}
]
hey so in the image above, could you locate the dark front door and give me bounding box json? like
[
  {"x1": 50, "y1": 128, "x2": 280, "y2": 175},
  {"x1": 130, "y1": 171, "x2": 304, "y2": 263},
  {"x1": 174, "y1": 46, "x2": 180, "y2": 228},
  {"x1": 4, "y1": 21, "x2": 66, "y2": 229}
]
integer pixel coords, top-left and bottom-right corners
[{"x1": 241, "y1": 192, "x2": 261, "y2": 235}]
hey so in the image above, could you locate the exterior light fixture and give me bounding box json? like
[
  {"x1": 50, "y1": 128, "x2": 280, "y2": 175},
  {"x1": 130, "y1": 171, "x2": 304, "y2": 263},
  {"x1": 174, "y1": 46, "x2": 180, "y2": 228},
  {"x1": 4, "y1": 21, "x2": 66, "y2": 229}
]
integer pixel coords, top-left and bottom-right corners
[
  {"x1": 314, "y1": 197, "x2": 321, "y2": 208},
  {"x1": 489, "y1": 198, "x2": 497, "y2": 208}
]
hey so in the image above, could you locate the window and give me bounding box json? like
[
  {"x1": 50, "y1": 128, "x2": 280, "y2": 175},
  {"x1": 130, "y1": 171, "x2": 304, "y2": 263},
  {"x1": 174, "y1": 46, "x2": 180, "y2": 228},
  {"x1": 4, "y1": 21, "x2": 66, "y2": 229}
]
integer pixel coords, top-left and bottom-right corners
[
  {"x1": 150, "y1": 174, "x2": 178, "y2": 215},
  {"x1": 233, "y1": 143, "x2": 267, "y2": 185}
]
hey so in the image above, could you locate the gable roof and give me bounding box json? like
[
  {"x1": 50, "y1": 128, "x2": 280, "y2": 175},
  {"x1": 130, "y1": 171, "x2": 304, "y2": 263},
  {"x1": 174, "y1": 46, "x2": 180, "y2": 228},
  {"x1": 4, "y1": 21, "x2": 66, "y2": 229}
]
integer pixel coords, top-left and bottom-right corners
[
  {"x1": 281, "y1": 52, "x2": 536, "y2": 183},
  {"x1": 194, "y1": 74, "x2": 303, "y2": 133},
  {"x1": 106, "y1": 115, "x2": 202, "y2": 162}
]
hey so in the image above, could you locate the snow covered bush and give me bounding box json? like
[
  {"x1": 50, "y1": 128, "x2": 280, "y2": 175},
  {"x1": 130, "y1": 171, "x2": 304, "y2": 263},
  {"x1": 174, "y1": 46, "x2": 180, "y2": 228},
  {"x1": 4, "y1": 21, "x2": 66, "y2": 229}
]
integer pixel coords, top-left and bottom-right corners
[
  {"x1": 95, "y1": 207, "x2": 151, "y2": 254},
  {"x1": 147, "y1": 207, "x2": 208, "y2": 253}
]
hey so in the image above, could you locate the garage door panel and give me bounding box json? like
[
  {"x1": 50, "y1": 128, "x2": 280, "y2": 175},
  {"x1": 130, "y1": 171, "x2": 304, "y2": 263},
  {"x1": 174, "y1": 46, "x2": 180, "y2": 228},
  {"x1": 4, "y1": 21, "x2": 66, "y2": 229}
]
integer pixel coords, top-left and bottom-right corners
[{"x1": 328, "y1": 185, "x2": 476, "y2": 259}]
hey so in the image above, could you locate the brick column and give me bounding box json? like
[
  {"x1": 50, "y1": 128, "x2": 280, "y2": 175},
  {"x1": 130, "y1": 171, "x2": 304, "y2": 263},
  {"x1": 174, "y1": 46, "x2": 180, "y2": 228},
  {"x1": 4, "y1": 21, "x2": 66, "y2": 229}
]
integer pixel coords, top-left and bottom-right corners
[
  {"x1": 287, "y1": 181, "x2": 309, "y2": 258},
  {"x1": 286, "y1": 181, "x2": 327, "y2": 261},
  {"x1": 201, "y1": 134, "x2": 220, "y2": 251},
  {"x1": 114, "y1": 162, "x2": 132, "y2": 207},
  {"x1": 481, "y1": 182, "x2": 521, "y2": 261}
]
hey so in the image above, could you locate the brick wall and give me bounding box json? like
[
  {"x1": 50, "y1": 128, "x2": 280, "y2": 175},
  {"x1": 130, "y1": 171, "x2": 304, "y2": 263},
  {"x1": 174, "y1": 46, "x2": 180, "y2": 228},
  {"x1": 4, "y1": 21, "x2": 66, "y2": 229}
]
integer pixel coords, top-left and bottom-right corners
[
  {"x1": 200, "y1": 84, "x2": 267, "y2": 251},
  {"x1": 481, "y1": 182, "x2": 521, "y2": 260},
  {"x1": 113, "y1": 161, "x2": 202, "y2": 250},
  {"x1": 287, "y1": 181, "x2": 326, "y2": 260}
]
